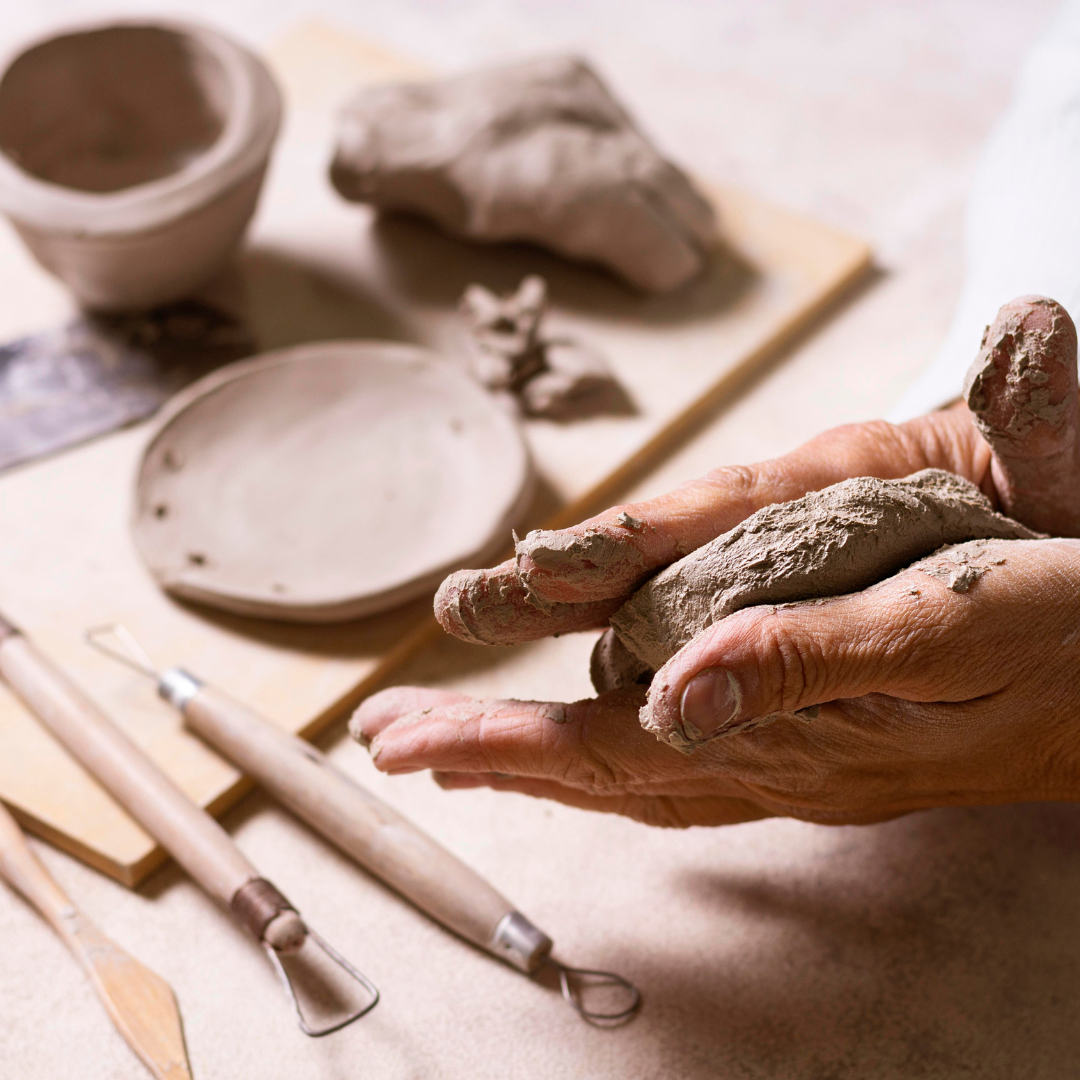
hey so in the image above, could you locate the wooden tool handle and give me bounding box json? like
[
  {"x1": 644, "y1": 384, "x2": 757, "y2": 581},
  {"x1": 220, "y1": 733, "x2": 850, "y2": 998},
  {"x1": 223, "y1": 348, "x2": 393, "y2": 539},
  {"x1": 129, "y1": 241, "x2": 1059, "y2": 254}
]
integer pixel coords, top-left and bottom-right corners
[
  {"x1": 0, "y1": 799, "x2": 77, "y2": 939},
  {"x1": 179, "y1": 681, "x2": 529, "y2": 962},
  {"x1": 0, "y1": 634, "x2": 259, "y2": 910}
]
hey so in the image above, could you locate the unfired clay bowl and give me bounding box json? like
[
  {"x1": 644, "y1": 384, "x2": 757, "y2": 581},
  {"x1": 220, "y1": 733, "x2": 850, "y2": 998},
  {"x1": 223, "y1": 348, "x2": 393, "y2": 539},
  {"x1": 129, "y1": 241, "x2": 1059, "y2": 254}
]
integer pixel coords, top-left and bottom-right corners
[
  {"x1": 132, "y1": 341, "x2": 533, "y2": 623},
  {"x1": 0, "y1": 21, "x2": 281, "y2": 311}
]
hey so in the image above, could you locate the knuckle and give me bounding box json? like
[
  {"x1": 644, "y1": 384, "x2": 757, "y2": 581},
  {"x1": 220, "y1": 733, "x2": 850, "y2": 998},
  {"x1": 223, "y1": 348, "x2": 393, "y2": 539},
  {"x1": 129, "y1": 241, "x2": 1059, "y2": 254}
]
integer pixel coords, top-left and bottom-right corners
[
  {"x1": 712, "y1": 463, "x2": 759, "y2": 517},
  {"x1": 541, "y1": 705, "x2": 623, "y2": 789},
  {"x1": 759, "y1": 611, "x2": 828, "y2": 711}
]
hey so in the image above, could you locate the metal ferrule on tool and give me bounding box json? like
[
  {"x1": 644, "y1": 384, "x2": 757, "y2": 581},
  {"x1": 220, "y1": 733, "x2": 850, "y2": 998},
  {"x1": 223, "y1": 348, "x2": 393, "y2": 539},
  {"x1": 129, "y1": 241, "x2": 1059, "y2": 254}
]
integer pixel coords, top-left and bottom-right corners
[
  {"x1": 491, "y1": 911, "x2": 553, "y2": 973},
  {"x1": 158, "y1": 667, "x2": 202, "y2": 710}
]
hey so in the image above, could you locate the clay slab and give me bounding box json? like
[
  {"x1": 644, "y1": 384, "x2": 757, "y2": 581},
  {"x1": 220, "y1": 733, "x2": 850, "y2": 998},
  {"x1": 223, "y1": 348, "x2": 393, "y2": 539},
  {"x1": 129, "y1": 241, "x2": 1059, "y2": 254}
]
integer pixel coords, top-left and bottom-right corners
[{"x1": 132, "y1": 342, "x2": 532, "y2": 622}]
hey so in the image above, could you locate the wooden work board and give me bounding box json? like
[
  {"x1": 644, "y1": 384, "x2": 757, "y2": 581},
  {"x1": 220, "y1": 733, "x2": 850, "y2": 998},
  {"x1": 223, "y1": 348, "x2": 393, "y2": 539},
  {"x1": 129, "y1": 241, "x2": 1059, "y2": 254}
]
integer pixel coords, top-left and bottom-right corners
[{"x1": 0, "y1": 23, "x2": 871, "y2": 885}]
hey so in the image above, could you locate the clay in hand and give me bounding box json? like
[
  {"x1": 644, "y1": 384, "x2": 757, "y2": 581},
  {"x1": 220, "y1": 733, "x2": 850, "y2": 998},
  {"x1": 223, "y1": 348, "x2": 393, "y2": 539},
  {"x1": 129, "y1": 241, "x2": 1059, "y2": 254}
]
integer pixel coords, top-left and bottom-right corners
[
  {"x1": 330, "y1": 55, "x2": 718, "y2": 293},
  {"x1": 597, "y1": 470, "x2": 1039, "y2": 750}
]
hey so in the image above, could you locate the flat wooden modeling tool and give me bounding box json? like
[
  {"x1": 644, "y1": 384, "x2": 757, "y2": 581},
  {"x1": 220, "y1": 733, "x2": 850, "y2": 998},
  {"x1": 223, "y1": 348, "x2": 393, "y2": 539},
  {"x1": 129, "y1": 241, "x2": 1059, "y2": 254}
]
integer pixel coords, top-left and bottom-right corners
[
  {"x1": 0, "y1": 612, "x2": 378, "y2": 1037},
  {"x1": 0, "y1": 799, "x2": 192, "y2": 1080}
]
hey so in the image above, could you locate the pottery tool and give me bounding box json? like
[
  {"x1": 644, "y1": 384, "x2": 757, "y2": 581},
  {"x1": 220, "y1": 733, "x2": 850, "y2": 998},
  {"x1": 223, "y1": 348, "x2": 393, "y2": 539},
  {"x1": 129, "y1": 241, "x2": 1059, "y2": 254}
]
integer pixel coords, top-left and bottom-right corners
[
  {"x1": 0, "y1": 799, "x2": 193, "y2": 1079},
  {"x1": 88, "y1": 624, "x2": 641, "y2": 1024},
  {"x1": 0, "y1": 613, "x2": 378, "y2": 1036},
  {"x1": 130, "y1": 340, "x2": 532, "y2": 623},
  {"x1": 0, "y1": 21, "x2": 282, "y2": 312},
  {"x1": 0, "y1": 300, "x2": 254, "y2": 473}
]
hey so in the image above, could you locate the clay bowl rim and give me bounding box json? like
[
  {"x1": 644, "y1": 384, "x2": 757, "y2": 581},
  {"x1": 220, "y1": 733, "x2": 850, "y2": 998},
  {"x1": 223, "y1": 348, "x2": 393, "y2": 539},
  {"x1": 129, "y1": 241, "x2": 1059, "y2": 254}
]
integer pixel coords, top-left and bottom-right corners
[
  {"x1": 0, "y1": 18, "x2": 282, "y2": 236},
  {"x1": 131, "y1": 339, "x2": 535, "y2": 624}
]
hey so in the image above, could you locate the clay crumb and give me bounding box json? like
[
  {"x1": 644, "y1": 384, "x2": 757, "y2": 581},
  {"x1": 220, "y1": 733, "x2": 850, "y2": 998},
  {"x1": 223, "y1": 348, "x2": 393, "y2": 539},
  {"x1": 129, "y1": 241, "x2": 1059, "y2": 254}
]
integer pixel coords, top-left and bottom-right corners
[
  {"x1": 543, "y1": 704, "x2": 570, "y2": 724},
  {"x1": 459, "y1": 275, "x2": 626, "y2": 420},
  {"x1": 917, "y1": 540, "x2": 1006, "y2": 593},
  {"x1": 616, "y1": 512, "x2": 643, "y2": 530}
]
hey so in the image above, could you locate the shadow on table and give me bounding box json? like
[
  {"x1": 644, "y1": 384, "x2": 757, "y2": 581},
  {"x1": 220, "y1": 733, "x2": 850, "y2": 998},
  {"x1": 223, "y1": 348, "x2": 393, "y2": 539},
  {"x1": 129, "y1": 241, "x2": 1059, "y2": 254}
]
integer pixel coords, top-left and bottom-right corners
[
  {"x1": 367, "y1": 211, "x2": 758, "y2": 325},
  {"x1": 621, "y1": 803, "x2": 1080, "y2": 1079},
  {"x1": 238, "y1": 245, "x2": 413, "y2": 350}
]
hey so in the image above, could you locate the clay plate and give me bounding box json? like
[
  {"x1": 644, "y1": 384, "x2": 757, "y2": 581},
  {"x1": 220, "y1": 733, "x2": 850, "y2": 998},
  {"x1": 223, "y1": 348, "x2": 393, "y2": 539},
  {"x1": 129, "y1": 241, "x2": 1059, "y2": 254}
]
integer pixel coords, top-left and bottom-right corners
[{"x1": 132, "y1": 341, "x2": 532, "y2": 622}]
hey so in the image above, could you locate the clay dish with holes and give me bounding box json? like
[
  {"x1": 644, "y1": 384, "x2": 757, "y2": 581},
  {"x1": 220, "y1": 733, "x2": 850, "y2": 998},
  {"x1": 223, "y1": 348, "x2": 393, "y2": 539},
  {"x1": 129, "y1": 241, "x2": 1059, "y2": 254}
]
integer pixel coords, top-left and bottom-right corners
[
  {"x1": 132, "y1": 341, "x2": 533, "y2": 623},
  {"x1": 0, "y1": 20, "x2": 281, "y2": 311}
]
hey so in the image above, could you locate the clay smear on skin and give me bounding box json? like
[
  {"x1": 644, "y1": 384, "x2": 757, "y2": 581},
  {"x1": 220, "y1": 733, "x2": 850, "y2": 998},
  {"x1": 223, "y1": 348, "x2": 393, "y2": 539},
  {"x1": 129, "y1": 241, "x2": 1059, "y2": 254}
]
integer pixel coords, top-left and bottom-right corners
[
  {"x1": 606, "y1": 469, "x2": 1039, "y2": 752},
  {"x1": 516, "y1": 520, "x2": 650, "y2": 608},
  {"x1": 435, "y1": 560, "x2": 620, "y2": 646},
  {"x1": 962, "y1": 295, "x2": 1080, "y2": 538}
]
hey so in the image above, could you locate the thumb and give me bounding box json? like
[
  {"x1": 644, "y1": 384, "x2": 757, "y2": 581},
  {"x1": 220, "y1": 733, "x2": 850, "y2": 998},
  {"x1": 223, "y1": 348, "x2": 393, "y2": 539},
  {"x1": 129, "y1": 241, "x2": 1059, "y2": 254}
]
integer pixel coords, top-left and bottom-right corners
[{"x1": 640, "y1": 565, "x2": 972, "y2": 751}]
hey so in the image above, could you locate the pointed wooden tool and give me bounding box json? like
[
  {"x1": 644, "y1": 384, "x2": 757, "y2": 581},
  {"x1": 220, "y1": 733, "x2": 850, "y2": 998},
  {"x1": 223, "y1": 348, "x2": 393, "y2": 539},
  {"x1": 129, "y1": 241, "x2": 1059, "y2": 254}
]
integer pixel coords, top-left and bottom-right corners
[{"x1": 0, "y1": 799, "x2": 192, "y2": 1080}]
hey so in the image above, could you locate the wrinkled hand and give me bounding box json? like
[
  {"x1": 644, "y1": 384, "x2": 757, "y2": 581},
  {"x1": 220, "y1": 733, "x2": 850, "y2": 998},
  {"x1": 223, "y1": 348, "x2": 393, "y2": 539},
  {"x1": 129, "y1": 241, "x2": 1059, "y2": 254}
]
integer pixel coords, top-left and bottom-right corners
[
  {"x1": 436, "y1": 402, "x2": 1010, "y2": 648},
  {"x1": 354, "y1": 537, "x2": 1080, "y2": 826},
  {"x1": 355, "y1": 298, "x2": 1080, "y2": 826}
]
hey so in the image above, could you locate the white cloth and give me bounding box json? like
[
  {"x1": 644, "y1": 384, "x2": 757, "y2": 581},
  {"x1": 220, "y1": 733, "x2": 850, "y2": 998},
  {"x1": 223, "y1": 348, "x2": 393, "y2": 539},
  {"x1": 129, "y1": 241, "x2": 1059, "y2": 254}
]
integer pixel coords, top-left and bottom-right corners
[{"x1": 890, "y1": 0, "x2": 1080, "y2": 421}]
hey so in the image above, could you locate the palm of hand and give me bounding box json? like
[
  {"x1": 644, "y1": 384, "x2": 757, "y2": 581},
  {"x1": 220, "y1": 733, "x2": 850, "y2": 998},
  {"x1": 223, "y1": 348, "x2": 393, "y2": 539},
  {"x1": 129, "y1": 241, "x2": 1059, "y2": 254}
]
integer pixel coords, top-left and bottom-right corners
[{"x1": 355, "y1": 536, "x2": 1080, "y2": 826}]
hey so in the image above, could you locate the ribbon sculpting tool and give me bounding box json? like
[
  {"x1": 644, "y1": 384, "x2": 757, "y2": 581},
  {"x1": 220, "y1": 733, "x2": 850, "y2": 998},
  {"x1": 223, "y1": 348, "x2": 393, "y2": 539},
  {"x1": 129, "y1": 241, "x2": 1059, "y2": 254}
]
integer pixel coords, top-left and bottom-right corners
[
  {"x1": 0, "y1": 614, "x2": 378, "y2": 1036},
  {"x1": 0, "y1": 799, "x2": 194, "y2": 1080},
  {"x1": 87, "y1": 624, "x2": 641, "y2": 1025}
]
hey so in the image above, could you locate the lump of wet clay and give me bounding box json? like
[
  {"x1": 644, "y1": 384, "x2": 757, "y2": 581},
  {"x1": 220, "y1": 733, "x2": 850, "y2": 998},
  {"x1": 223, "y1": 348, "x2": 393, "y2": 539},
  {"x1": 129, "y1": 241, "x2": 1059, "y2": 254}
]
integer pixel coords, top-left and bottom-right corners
[
  {"x1": 461, "y1": 275, "x2": 621, "y2": 419},
  {"x1": 330, "y1": 55, "x2": 718, "y2": 293},
  {"x1": 599, "y1": 470, "x2": 1040, "y2": 704}
]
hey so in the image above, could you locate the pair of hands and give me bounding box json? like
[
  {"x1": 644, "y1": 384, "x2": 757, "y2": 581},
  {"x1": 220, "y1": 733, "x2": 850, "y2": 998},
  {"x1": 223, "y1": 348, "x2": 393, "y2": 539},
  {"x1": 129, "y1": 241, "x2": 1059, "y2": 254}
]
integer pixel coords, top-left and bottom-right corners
[{"x1": 353, "y1": 403, "x2": 1080, "y2": 826}]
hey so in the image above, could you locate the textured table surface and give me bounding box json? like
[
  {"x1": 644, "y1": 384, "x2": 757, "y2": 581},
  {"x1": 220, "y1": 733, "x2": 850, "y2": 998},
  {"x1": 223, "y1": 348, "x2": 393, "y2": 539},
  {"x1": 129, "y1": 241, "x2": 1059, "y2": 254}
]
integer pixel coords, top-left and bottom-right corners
[{"x1": 1, "y1": 3, "x2": 1073, "y2": 1078}]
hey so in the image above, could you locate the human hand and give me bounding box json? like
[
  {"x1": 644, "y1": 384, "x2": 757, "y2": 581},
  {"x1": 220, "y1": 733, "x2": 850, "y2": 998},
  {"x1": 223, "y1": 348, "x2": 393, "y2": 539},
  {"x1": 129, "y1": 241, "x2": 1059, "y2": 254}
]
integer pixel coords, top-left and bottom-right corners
[
  {"x1": 439, "y1": 295, "x2": 1080, "y2": 649},
  {"x1": 355, "y1": 537, "x2": 1080, "y2": 826},
  {"x1": 436, "y1": 400, "x2": 1000, "y2": 647}
]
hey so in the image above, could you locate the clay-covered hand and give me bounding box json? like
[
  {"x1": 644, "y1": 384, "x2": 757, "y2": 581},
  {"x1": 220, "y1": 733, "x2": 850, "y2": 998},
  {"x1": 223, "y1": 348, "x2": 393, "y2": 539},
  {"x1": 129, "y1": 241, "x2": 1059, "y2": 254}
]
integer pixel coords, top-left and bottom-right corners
[
  {"x1": 438, "y1": 295, "x2": 1080, "y2": 648},
  {"x1": 354, "y1": 537, "x2": 1080, "y2": 826},
  {"x1": 436, "y1": 400, "x2": 1003, "y2": 647}
]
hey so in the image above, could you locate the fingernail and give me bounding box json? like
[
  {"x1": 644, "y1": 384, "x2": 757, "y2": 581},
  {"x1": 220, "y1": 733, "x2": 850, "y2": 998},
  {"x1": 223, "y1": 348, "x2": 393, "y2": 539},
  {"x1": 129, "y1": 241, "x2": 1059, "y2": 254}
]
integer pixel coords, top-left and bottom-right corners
[{"x1": 680, "y1": 667, "x2": 742, "y2": 740}]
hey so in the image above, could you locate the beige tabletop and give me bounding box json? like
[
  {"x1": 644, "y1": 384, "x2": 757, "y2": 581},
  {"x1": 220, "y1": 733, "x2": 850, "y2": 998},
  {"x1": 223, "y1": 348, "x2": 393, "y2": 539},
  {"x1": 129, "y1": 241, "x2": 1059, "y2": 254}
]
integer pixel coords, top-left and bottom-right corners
[{"x1": 1, "y1": 3, "x2": 1075, "y2": 1078}]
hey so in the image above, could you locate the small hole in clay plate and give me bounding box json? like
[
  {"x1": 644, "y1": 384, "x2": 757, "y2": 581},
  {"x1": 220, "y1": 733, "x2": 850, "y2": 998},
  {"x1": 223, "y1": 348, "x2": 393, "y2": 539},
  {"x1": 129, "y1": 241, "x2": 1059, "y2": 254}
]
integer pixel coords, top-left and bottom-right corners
[
  {"x1": 154, "y1": 504, "x2": 169, "y2": 519},
  {"x1": 163, "y1": 450, "x2": 184, "y2": 471},
  {"x1": 187, "y1": 552, "x2": 207, "y2": 566},
  {"x1": 272, "y1": 583, "x2": 287, "y2": 594}
]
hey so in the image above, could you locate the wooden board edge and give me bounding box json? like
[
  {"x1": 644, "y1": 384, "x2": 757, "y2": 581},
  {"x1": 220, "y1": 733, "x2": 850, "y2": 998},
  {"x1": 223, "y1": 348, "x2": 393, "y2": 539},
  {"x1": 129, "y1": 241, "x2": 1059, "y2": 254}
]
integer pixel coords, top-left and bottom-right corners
[
  {"x1": 2, "y1": 797, "x2": 149, "y2": 888},
  {"x1": 118, "y1": 619, "x2": 443, "y2": 886}
]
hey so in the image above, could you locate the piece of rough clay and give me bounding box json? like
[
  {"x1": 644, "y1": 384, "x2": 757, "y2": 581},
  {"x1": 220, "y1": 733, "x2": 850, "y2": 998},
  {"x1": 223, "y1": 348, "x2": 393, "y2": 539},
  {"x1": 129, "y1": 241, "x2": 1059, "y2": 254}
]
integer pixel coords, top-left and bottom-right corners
[
  {"x1": 599, "y1": 470, "x2": 1039, "y2": 750},
  {"x1": 330, "y1": 55, "x2": 718, "y2": 292},
  {"x1": 963, "y1": 295, "x2": 1080, "y2": 537},
  {"x1": 460, "y1": 275, "x2": 621, "y2": 419}
]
